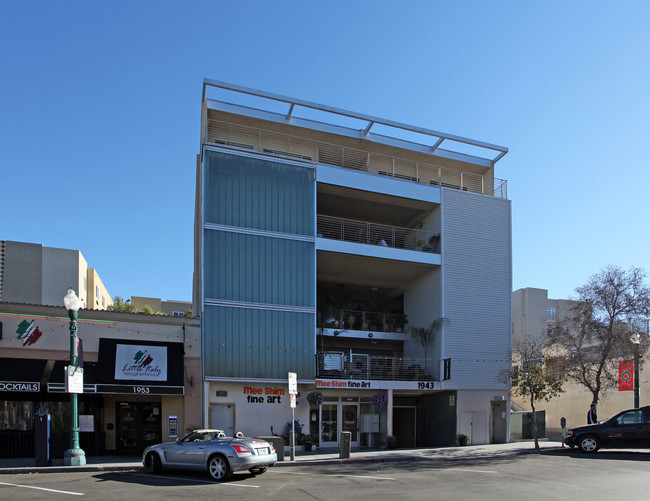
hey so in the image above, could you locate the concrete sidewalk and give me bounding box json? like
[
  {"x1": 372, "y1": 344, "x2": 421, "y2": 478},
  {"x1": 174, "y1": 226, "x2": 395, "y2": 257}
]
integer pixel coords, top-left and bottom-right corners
[{"x1": 0, "y1": 440, "x2": 563, "y2": 475}]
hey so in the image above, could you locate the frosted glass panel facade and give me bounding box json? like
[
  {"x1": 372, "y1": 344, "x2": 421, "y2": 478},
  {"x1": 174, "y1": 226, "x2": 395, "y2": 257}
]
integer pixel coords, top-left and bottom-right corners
[
  {"x1": 202, "y1": 149, "x2": 315, "y2": 379},
  {"x1": 204, "y1": 231, "x2": 314, "y2": 307},
  {"x1": 204, "y1": 151, "x2": 314, "y2": 235},
  {"x1": 203, "y1": 306, "x2": 314, "y2": 379}
]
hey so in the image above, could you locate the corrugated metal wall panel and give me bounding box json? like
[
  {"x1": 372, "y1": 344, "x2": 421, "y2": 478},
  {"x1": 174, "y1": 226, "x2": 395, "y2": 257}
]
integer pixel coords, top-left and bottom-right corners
[
  {"x1": 404, "y1": 268, "x2": 443, "y2": 361},
  {"x1": 442, "y1": 189, "x2": 511, "y2": 389}
]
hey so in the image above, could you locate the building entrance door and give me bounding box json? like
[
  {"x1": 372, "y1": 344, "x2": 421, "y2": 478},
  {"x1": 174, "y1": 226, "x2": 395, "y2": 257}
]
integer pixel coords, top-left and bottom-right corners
[
  {"x1": 210, "y1": 404, "x2": 235, "y2": 436},
  {"x1": 320, "y1": 404, "x2": 338, "y2": 447},
  {"x1": 320, "y1": 402, "x2": 360, "y2": 448},
  {"x1": 393, "y1": 407, "x2": 416, "y2": 447},
  {"x1": 116, "y1": 402, "x2": 161, "y2": 454},
  {"x1": 341, "y1": 403, "x2": 359, "y2": 446}
]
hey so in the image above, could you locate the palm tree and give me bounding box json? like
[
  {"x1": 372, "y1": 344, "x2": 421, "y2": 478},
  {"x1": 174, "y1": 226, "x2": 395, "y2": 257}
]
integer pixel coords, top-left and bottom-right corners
[{"x1": 408, "y1": 317, "x2": 451, "y2": 374}]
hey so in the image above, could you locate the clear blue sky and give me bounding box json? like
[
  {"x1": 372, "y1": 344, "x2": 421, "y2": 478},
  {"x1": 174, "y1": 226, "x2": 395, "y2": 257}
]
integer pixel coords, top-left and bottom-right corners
[{"x1": 2, "y1": 1, "x2": 649, "y2": 303}]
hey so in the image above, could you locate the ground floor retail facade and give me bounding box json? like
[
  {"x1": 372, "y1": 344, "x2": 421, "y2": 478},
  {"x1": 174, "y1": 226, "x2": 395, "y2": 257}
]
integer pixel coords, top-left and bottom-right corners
[
  {"x1": 204, "y1": 378, "x2": 509, "y2": 449},
  {"x1": 0, "y1": 304, "x2": 201, "y2": 458}
]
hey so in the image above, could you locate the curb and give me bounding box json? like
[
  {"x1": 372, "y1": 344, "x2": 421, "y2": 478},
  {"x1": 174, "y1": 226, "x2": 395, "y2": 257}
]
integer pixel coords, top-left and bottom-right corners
[{"x1": 0, "y1": 464, "x2": 145, "y2": 475}]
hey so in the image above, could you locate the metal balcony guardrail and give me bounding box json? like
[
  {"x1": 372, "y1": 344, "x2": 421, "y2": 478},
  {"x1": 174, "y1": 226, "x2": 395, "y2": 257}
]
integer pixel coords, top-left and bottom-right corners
[
  {"x1": 317, "y1": 215, "x2": 440, "y2": 253},
  {"x1": 318, "y1": 309, "x2": 407, "y2": 333},
  {"x1": 206, "y1": 119, "x2": 508, "y2": 199},
  {"x1": 316, "y1": 353, "x2": 440, "y2": 382}
]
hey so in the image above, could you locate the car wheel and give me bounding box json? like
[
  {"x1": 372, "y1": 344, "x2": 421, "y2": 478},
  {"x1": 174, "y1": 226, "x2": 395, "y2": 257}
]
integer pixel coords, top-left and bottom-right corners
[
  {"x1": 578, "y1": 435, "x2": 600, "y2": 453},
  {"x1": 208, "y1": 454, "x2": 232, "y2": 481},
  {"x1": 148, "y1": 452, "x2": 162, "y2": 474},
  {"x1": 248, "y1": 465, "x2": 268, "y2": 475}
]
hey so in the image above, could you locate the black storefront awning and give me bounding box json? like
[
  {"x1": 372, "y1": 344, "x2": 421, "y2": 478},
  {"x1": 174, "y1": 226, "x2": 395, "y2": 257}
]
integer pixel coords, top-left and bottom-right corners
[{"x1": 0, "y1": 358, "x2": 46, "y2": 393}]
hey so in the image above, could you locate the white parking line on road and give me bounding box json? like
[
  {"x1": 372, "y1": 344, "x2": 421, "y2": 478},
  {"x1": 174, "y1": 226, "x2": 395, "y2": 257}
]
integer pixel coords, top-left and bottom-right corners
[
  {"x1": 289, "y1": 472, "x2": 395, "y2": 481},
  {"x1": 0, "y1": 481, "x2": 84, "y2": 496},
  {"x1": 125, "y1": 472, "x2": 261, "y2": 488}
]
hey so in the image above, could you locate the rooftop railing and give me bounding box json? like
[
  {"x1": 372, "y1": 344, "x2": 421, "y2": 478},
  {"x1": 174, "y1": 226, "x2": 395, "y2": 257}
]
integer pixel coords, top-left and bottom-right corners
[
  {"x1": 206, "y1": 119, "x2": 508, "y2": 199},
  {"x1": 317, "y1": 215, "x2": 440, "y2": 253},
  {"x1": 316, "y1": 352, "x2": 440, "y2": 382}
]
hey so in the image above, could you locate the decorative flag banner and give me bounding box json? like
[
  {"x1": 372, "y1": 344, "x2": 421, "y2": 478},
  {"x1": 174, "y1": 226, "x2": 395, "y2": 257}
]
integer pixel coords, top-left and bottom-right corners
[
  {"x1": 16, "y1": 320, "x2": 43, "y2": 346},
  {"x1": 619, "y1": 360, "x2": 634, "y2": 391}
]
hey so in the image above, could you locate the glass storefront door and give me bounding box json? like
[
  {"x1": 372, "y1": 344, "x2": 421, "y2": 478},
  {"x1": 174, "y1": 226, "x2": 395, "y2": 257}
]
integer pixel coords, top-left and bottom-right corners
[
  {"x1": 342, "y1": 404, "x2": 359, "y2": 443},
  {"x1": 116, "y1": 402, "x2": 161, "y2": 454},
  {"x1": 319, "y1": 402, "x2": 360, "y2": 448},
  {"x1": 320, "y1": 404, "x2": 338, "y2": 447}
]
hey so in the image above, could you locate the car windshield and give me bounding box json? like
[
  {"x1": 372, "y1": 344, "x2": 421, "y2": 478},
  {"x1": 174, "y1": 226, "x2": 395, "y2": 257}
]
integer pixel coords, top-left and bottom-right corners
[{"x1": 182, "y1": 432, "x2": 216, "y2": 442}]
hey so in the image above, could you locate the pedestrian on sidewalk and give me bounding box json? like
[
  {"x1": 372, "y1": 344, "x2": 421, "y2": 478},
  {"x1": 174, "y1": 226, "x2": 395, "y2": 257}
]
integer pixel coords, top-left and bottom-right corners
[
  {"x1": 587, "y1": 403, "x2": 597, "y2": 424},
  {"x1": 560, "y1": 417, "x2": 567, "y2": 447}
]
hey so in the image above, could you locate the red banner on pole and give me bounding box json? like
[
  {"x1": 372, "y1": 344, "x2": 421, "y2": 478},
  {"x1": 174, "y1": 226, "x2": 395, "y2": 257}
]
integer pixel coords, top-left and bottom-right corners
[{"x1": 619, "y1": 360, "x2": 634, "y2": 391}]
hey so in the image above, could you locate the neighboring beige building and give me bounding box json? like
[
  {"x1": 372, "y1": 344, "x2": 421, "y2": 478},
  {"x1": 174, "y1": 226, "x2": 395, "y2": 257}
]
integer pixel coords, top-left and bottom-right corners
[
  {"x1": 0, "y1": 302, "x2": 200, "y2": 458},
  {"x1": 131, "y1": 296, "x2": 191, "y2": 317},
  {"x1": 0, "y1": 240, "x2": 113, "y2": 310},
  {"x1": 512, "y1": 287, "x2": 648, "y2": 439}
]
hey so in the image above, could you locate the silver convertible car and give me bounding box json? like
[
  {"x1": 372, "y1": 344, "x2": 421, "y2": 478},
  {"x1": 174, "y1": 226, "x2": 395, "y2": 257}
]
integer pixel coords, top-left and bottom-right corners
[{"x1": 142, "y1": 429, "x2": 277, "y2": 481}]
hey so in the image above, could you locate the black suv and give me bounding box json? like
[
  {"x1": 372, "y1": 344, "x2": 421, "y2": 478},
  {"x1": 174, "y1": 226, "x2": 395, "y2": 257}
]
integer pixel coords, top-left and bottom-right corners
[{"x1": 565, "y1": 406, "x2": 650, "y2": 453}]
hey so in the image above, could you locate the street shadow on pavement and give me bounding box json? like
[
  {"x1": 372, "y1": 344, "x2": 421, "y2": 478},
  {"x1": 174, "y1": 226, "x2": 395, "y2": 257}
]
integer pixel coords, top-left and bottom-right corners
[
  {"x1": 541, "y1": 449, "x2": 650, "y2": 462},
  {"x1": 92, "y1": 470, "x2": 260, "y2": 486}
]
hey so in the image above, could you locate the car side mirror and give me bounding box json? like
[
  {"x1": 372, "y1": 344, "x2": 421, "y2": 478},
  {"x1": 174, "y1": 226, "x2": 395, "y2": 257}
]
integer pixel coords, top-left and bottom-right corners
[
  {"x1": 176, "y1": 437, "x2": 181, "y2": 443},
  {"x1": 611, "y1": 420, "x2": 618, "y2": 427}
]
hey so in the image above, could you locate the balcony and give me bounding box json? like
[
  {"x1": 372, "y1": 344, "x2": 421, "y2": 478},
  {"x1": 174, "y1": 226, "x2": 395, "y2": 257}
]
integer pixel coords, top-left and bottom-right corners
[
  {"x1": 319, "y1": 309, "x2": 407, "y2": 333},
  {"x1": 205, "y1": 119, "x2": 508, "y2": 199},
  {"x1": 317, "y1": 215, "x2": 440, "y2": 253},
  {"x1": 316, "y1": 352, "x2": 439, "y2": 382}
]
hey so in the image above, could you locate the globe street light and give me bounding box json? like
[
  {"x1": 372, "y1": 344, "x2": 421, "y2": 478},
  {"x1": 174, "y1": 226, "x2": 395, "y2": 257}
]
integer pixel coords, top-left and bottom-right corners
[{"x1": 63, "y1": 288, "x2": 86, "y2": 466}]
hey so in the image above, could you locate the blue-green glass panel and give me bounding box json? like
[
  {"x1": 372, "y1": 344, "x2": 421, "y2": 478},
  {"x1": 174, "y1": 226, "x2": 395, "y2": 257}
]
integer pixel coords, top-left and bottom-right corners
[
  {"x1": 203, "y1": 150, "x2": 314, "y2": 236},
  {"x1": 204, "y1": 231, "x2": 314, "y2": 307},
  {"x1": 203, "y1": 306, "x2": 315, "y2": 379}
]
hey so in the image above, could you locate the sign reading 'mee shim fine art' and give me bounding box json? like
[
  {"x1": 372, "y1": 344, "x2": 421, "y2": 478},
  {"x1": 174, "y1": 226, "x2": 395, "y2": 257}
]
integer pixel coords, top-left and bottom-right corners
[{"x1": 115, "y1": 344, "x2": 167, "y2": 381}]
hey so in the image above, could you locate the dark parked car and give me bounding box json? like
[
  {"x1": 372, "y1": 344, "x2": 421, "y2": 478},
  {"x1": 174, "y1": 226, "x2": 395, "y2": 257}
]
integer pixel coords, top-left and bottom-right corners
[
  {"x1": 565, "y1": 406, "x2": 650, "y2": 453},
  {"x1": 142, "y1": 429, "x2": 277, "y2": 481}
]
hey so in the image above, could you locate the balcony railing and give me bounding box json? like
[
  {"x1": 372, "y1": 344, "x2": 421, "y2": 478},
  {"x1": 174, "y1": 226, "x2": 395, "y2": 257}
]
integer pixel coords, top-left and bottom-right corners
[
  {"x1": 206, "y1": 119, "x2": 508, "y2": 199},
  {"x1": 319, "y1": 309, "x2": 407, "y2": 333},
  {"x1": 317, "y1": 215, "x2": 440, "y2": 253},
  {"x1": 316, "y1": 352, "x2": 440, "y2": 381}
]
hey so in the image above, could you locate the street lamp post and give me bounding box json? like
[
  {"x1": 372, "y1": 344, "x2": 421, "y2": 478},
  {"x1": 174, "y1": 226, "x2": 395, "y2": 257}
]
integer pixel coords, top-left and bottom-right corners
[
  {"x1": 631, "y1": 331, "x2": 641, "y2": 409},
  {"x1": 63, "y1": 288, "x2": 86, "y2": 466}
]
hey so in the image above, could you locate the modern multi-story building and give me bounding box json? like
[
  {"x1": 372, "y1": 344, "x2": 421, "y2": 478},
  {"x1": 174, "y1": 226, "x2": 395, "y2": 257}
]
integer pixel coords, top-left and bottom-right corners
[
  {"x1": 0, "y1": 240, "x2": 113, "y2": 310},
  {"x1": 195, "y1": 80, "x2": 512, "y2": 448}
]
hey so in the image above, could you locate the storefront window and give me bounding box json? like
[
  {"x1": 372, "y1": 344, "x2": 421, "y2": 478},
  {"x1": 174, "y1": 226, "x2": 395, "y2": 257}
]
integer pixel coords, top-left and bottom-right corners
[
  {"x1": 41, "y1": 402, "x2": 69, "y2": 438},
  {"x1": 0, "y1": 401, "x2": 34, "y2": 431}
]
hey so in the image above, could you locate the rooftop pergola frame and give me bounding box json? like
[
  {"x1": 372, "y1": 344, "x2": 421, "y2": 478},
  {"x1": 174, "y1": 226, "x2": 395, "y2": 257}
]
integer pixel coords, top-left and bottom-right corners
[{"x1": 202, "y1": 79, "x2": 508, "y2": 166}]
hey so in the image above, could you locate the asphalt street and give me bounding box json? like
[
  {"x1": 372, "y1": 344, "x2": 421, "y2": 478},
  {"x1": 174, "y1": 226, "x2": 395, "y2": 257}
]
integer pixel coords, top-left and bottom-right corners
[{"x1": 1, "y1": 450, "x2": 649, "y2": 500}]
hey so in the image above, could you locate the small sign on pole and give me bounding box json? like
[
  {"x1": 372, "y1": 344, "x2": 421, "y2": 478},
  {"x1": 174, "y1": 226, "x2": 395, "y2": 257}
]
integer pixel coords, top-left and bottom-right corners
[
  {"x1": 288, "y1": 372, "x2": 297, "y2": 394},
  {"x1": 288, "y1": 372, "x2": 297, "y2": 461},
  {"x1": 65, "y1": 366, "x2": 84, "y2": 394}
]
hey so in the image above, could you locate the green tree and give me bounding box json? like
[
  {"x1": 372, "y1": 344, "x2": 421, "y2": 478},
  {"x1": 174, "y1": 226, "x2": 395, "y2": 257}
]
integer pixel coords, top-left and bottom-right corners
[
  {"x1": 408, "y1": 317, "x2": 450, "y2": 373},
  {"x1": 550, "y1": 265, "x2": 650, "y2": 407},
  {"x1": 108, "y1": 296, "x2": 135, "y2": 313},
  {"x1": 141, "y1": 304, "x2": 165, "y2": 316},
  {"x1": 504, "y1": 337, "x2": 564, "y2": 449}
]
